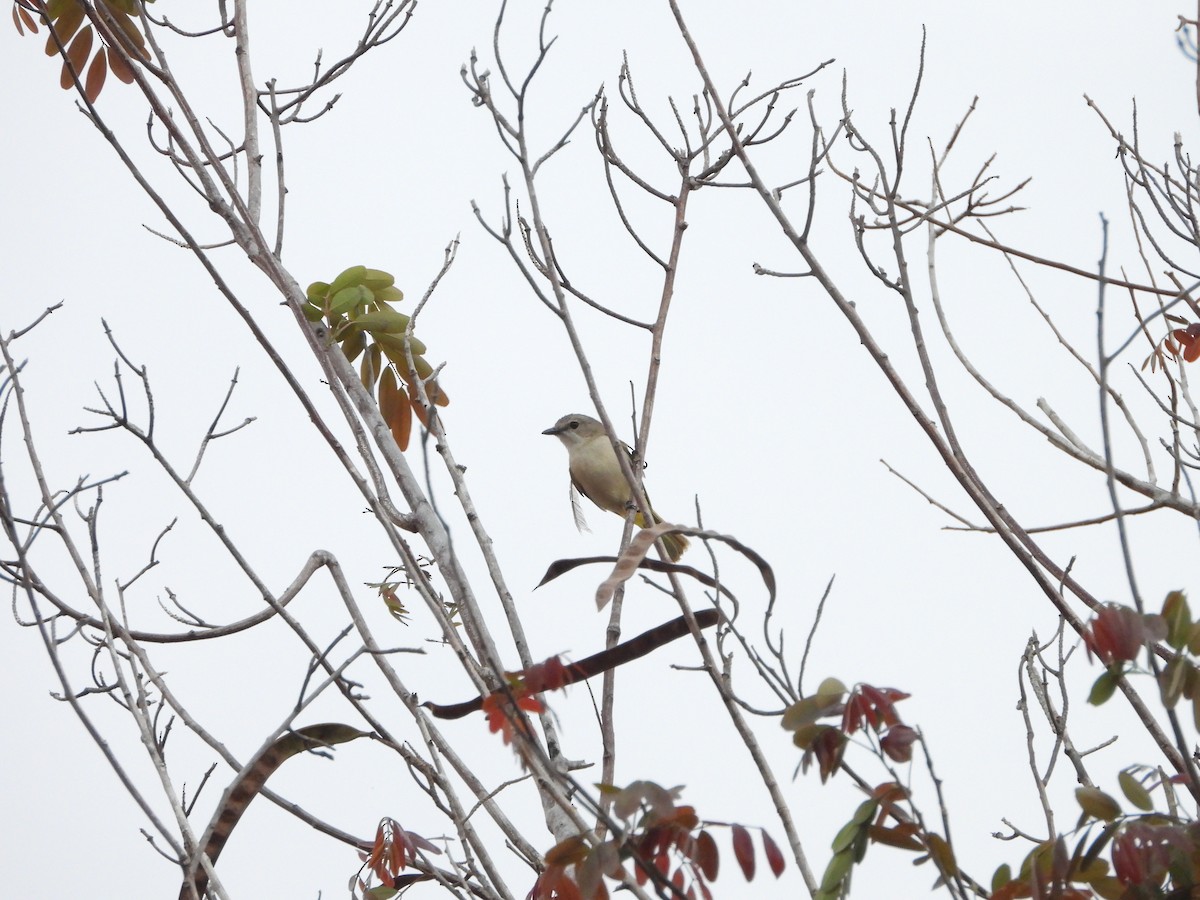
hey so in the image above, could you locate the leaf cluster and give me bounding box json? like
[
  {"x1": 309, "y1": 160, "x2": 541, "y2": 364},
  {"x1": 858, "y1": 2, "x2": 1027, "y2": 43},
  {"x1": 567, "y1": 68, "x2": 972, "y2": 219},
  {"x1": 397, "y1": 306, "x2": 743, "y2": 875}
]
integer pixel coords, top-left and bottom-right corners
[
  {"x1": 14, "y1": 0, "x2": 150, "y2": 102},
  {"x1": 533, "y1": 781, "x2": 785, "y2": 900},
  {"x1": 305, "y1": 265, "x2": 449, "y2": 451}
]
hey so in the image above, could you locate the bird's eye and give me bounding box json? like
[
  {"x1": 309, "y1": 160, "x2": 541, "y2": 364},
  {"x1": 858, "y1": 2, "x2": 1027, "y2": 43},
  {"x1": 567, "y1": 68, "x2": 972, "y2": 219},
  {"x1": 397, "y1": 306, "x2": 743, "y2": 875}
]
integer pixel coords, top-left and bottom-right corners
[{"x1": 569, "y1": 420, "x2": 579, "y2": 429}]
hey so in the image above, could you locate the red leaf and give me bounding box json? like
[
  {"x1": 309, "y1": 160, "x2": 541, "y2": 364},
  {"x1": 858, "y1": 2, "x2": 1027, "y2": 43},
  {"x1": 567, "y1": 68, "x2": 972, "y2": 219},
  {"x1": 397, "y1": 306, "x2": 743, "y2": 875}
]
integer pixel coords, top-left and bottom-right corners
[
  {"x1": 524, "y1": 656, "x2": 569, "y2": 694},
  {"x1": 761, "y1": 829, "x2": 786, "y2": 877},
  {"x1": 803, "y1": 726, "x2": 846, "y2": 782},
  {"x1": 730, "y1": 824, "x2": 755, "y2": 881},
  {"x1": 881, "y1": 724, "x2": 918, "y2": 763},
  {"x1": 694, "y1": 830, "x2": 719, "y2": 881},
  {"x1": 530, "y1": 867, "x2": 583, "y2": 900},
  {"x1": 1084, "y1": 604, "x2": 1156, "y2": 665}
]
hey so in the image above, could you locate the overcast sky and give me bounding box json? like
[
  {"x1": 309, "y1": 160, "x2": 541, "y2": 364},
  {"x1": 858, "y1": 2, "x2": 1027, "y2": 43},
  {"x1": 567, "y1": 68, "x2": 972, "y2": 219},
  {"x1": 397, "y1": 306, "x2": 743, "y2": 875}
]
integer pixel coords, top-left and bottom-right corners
[{"x1": 2, "y1": 2, "x2": 1197, "y2": 898}]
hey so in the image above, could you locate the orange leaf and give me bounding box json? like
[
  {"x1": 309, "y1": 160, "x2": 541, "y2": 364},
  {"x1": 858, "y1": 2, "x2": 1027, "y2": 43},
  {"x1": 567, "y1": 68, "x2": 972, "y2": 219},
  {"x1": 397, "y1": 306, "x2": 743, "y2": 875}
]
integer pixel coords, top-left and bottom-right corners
[{"x1": 730, "y1": 824, "x2": 755, "y2": 881}]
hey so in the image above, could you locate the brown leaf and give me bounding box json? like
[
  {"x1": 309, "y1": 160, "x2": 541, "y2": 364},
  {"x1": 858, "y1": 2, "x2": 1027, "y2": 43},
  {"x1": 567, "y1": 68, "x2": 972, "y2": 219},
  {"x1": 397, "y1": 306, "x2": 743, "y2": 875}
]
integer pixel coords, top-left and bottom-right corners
[
  {"x1": 390, "y1": 391, "x2": 413, "y2": 451},
  {"x1": 923, "y1": 833, "x2": 958, "y2": 876},
  {"x1": 866, "y1": 823, "x2": 923, "y2": 851},
  {"x1": 378, "y1": 366, "x2": 399, "y2": 421},
  {"x1": 45, "y1": 2, "x2": 84, "y2": 55},
  {"x1": 13, "y1": 5, "x2": 39, "y2": 35},
  {"x1": 408, "y1": 380, "x2": 430, "y2": 428},
  {"x1": 107, "y1": 6, "x2": 148, "y2": 59},
  {"x1": 107, "y1": 44, "x2": 134, "y2": 83},
  {"x1": 84, "y1": 48, "x2": 107, "y2": 102},
  {"x1": 60, "y1": 23, "x2": 93, "y2": 89}
]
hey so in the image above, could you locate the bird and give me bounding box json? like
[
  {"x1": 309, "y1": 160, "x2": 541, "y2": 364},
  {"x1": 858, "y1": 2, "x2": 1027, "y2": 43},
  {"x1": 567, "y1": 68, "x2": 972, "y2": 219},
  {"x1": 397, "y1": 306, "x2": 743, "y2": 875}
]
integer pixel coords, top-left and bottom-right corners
[{"x1": 542, "y1": 413, "x2": 688, "y2": 561}]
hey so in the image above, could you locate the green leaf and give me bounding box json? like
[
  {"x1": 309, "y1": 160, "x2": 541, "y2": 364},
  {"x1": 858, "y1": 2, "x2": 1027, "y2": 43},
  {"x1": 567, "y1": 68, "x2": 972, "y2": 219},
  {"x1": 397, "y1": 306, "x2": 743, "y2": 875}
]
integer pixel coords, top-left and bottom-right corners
[
  {"x1": 831, "y1": 818, "x2": 864, "y2": 855},
  {"x1": 1159, "y1": 655, "x2": 1189, "y2": 708},
  {"x1": 850, "y1": 797, "x2": 878, "y2": 826},
  {"x1": 1088, "y1": 668, "x2": 1120, "y2": 705},
  {"x1": 1188, "y1": 622, "x2": 1200, "y2": 656},
  {"x1": 818, "y1": 848, "x2": 853, "y2": 893},
  {"x1": 991, "y1": 863, "x2": 1012, "y2": 892}
]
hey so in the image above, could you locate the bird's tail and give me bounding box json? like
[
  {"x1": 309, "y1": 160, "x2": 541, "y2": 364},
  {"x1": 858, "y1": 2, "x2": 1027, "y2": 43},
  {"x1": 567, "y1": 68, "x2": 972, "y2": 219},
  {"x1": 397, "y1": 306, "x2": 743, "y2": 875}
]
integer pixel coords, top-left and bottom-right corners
[{"x1": 635, "y1": 511, "x2": 689, "y2": 562}]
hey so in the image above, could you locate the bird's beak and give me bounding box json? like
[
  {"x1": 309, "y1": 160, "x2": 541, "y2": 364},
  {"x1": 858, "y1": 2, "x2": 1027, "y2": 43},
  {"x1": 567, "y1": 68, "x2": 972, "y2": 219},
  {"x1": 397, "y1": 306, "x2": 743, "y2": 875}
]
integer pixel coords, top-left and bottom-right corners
[{"x1": 541, "y1": 425, "x2": 560, "y2": 436}]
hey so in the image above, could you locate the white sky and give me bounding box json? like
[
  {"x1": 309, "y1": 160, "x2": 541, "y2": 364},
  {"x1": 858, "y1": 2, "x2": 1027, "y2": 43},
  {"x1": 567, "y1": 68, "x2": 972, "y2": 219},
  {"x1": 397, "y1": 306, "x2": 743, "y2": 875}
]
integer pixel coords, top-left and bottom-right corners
[{"x1": 2, "y1": 1, "x2": 1197, "y2": 898}]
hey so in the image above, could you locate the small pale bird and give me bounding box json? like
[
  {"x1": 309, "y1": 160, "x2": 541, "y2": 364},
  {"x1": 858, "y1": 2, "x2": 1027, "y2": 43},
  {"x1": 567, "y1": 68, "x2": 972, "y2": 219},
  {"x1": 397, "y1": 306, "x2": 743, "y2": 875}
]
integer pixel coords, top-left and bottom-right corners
[{"x1": 542, "y1": 413, "x2": 689, "y2": 561}]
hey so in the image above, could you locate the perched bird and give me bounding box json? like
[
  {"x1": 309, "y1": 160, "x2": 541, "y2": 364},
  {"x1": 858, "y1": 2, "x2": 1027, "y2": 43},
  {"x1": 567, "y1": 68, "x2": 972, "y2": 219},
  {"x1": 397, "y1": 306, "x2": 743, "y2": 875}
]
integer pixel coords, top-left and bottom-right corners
[{"x1": 542, "y1": 413, "x2": 688, "y2": 561}]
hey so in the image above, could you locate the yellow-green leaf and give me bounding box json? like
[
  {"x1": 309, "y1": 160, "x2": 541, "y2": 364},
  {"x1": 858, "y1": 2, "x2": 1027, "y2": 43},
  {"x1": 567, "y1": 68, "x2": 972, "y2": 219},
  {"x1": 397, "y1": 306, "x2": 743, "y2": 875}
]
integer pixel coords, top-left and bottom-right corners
[
  {"x1": 1117, "y1": 770, "x2": 1152, "y2": 811},
  {"x1": 1163, "y1": 590, "x2": 1191, "y2": 650},
  {"x1": 1075, "y1": 787, "x2": 1121, "y2": 822},
  {"x1": 328, "y1": 265, "x2": 368, "y2": 294},
  {"x1": 374, "y1": 285, "x2": 405, "y2": 304},
  {"x1": 306, "y1": 281, "x2": 331, "y2": 303},
  {"x1": 1088, "y1": 668, "x2": 1120, "y2": 706},
  {"x1": 354, "y1": 309, "x2": 413, "y2": 335},
  {"x1": 362, "y1": 268, "x2": 395, "y2": 290},
  {"x1": 329, "y1": 284, "x2": 372, "y2": 317}
]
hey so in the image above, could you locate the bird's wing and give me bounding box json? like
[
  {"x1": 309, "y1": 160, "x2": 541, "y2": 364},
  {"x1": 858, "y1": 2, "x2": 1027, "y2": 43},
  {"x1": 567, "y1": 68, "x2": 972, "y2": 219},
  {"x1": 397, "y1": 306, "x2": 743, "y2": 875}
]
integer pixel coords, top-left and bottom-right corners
[
  {"x1": 568, "y1": 480, "x2": 591, "y2": 533},
  {"x1": 620, "y1": 441, "x2": 658, "y2": 525}
]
